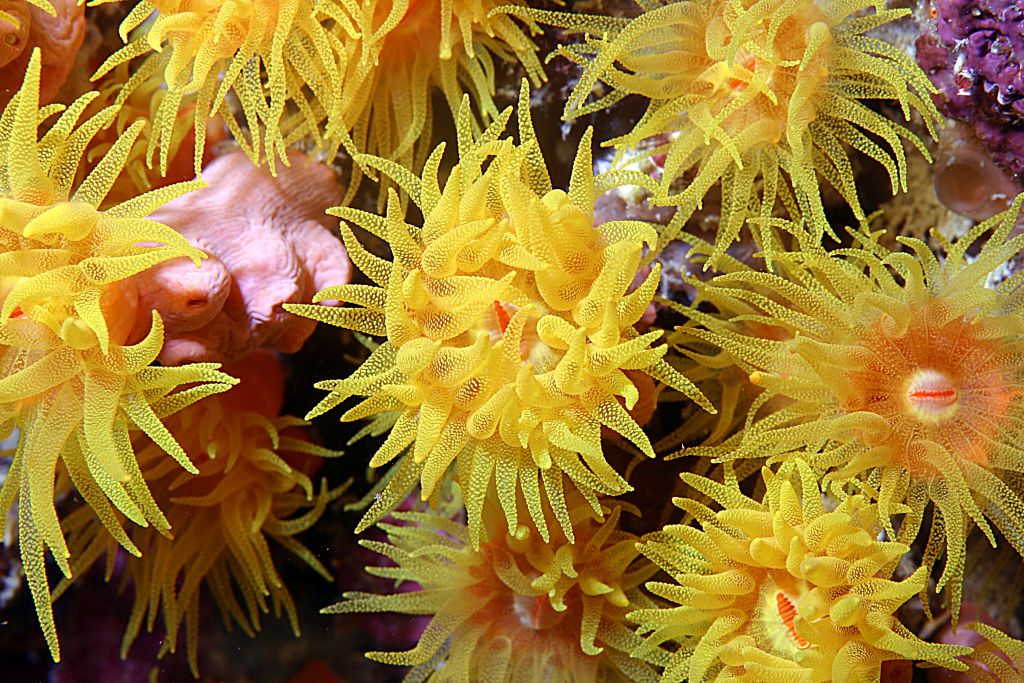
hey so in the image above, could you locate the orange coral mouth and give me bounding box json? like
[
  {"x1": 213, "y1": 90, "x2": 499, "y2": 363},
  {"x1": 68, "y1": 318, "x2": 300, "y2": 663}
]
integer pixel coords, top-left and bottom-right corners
[
  {"x1": 386, "y1": 0, "x2": 442, "y2": 45},
  {"x1": 903, "y1": 368, "x2": 959, "y2": 422},
  {"x1": 493, "y1": 300, "x2": 512, "y2": 333},
  {"x1": 839, "y1": 298, "x2": 1021, "y2": 476},
  {"x1": 775, "y1": 592, "x2": 809, "y2": 649},
  {"x1": 724, "y1": 49, "x2": 759, "y2": 91}
]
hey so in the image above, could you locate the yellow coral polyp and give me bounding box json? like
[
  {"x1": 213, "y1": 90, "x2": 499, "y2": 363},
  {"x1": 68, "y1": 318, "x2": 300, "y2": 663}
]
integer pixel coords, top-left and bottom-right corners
[
  {"x1": 675, "y1": 199, "x2": 1024, "y2": 624},
  {"x1": 287, "y1": 83, "x2": 712, "y2": 546},
  {"x1": 327, "y1": 492, "x2": 665, "y2": 681},
  {"x1": 0, "y1": 51, "x2": 237, "y2": 661},
  {"x1": 325, "y1": 0, "x2": 544, "y2": 197},
  {"x1": 630, "y1": 460, "x2": 971, "y2": 682},
  {"x1": 93, "y1": 0, "x2": 543, "y2": 184},
  {"x1": 79, "y1": 64, "x2": 215, "y2": 208},
  {"x1": 92, "y1": 0, "x2": 341, "y2": 173},
  {"x1": 58, "y1": 392, "x2": 343, "y2": 676},
  {"x1": 504, "y1": 0, "x2": 941, "y2": 265}
]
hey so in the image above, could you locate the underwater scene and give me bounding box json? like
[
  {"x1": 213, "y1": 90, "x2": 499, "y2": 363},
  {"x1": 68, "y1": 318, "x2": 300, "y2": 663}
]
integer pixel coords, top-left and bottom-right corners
[{"x1": 2, "y1": 0, "x2": 1024, "y2": 681}]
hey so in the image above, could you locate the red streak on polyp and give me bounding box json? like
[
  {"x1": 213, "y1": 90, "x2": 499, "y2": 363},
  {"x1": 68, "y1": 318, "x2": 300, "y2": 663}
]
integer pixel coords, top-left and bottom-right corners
[
  {"x1": 493, "y1": 301, "x2": 511, "y2": 334},
  {"x1": 726, "y1": 51, "x2": 759, "y2": 90},
  {"x1": 905, "y1": 368, "x2": 958, "y2": 418},
  {"x1": 513, "y1": 593, "x2": 562, "y2": 631},
  {"x1": 910, "y1": 389, "x2": 956, "y2": 401},
  {"x1": 776, "y1": 592, "x2": 809, "y2": 648}
]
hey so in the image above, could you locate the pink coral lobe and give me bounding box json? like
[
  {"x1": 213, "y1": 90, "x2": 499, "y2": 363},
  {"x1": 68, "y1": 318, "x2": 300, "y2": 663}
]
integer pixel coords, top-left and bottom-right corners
[{"x1": 134, "y1": 151, "x2": 352, "y2": 365}]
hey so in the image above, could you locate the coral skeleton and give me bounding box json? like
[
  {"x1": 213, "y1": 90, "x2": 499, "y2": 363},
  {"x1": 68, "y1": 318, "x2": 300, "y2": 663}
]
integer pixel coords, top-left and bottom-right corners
[
  {"x1": 918, "y1": 0, "x2": 1024, "y2": 177},
  {"x1": 5, "y1": 0, "x2": 1024, "y2": 679},
  {"x1": 134, "y1": 150, "x2": 353, "y2": 365},
  {"x1": 0, "y1": 0, "x2": 85, "y2": 108}
]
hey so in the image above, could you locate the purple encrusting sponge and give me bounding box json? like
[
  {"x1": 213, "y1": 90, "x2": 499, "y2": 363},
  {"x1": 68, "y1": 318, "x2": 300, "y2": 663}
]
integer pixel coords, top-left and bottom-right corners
[{"x1": 917, "y1": 0, "x2": 1024, "y2": 175}]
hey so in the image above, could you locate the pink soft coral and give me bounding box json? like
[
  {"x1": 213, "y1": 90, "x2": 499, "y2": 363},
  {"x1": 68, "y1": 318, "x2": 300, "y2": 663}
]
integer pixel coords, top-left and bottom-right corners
[
  {"x1": 131, "y1": 151, "x2": 352, "y2": 364},
  {"x1": 0, "y1": 0, "x2": 84, "y2": 106}
]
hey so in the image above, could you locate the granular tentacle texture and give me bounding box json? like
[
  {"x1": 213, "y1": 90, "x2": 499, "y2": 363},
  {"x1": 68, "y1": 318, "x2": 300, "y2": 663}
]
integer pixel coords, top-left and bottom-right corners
[
  {"x1": 503, "y1": 0, "x2": 941, "y2": 266},
  {"x1": 92, "y1": 0, "x2": 344, "y2": 174},
  {"x1": 329, "y1": 491, "x2": 665, "y2": 681},
  {"x1": 673, "y1": 198, "x2": 1024, "y2": 624},
  {"x1": 58, "y1": 379, "x2": 345, "y2": 677},
  {"x1": 630, "y1": 460, "x2": 972, "y2": 682},
  {"x1": 0, "y1": 50, "x2": 237, "y2": 661},
  {"x1": 287, "y1": 82, "x2": 713, "y2": 547},
  {"x1": 324, "y1": 0, "x2": 544, "y2": 200}
]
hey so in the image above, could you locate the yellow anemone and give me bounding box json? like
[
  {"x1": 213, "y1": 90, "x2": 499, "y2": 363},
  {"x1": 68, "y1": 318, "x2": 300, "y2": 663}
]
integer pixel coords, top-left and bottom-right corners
[
  {"x1": 58, "y1": 391, "x2": 344, "y2": 676},
  {"x1": 325, "y1": 0, "x2": 544, "y2": 198},
  {"x1": 92, "y1": 0, "x2": 342, "y2": 174},
  {"x1": 631, "y1": 460, "x2": 971, "y2": 682},
  {"x1": 286, "y1": 82, "x2": 713, "y2": 546},
  {"x1": 0, "y1": 50, "x2": 236, "y2": 661},
  {"x1": 674, "y1": 200, "x2": 1024, "y2": 624},
  {"x1": 502, "y1": 0, "x2": 941, "y2": 266},
  {"x1": 328, "y1": 491, "x2": 665, "y2": 681}
]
